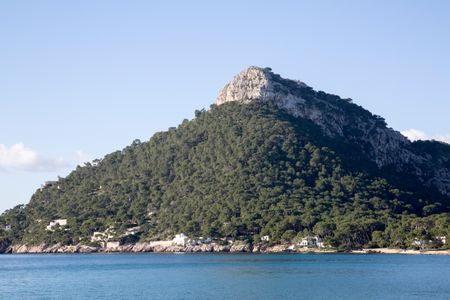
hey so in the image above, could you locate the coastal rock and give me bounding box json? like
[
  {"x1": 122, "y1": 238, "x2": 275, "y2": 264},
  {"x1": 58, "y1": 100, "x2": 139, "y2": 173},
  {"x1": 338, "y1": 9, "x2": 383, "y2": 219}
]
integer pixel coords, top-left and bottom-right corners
[
  {"x1": 4, "y1": 242, "x2": 449, "y2": 256},
  {"x1": 213, "y1": 244, "x2": 230, "y2": 252},
  {"x1": 251, "y1": 244, "x2": 264, "y2": 253},
  {"x1": 131, "y1": 243, "x2": 154, "y2": 252},
  {"x1": 185, "y1": 244, "x2": 213, "y2": 252},
  {"x1": 165, "y1": 245, "x2": 185, "y2": 252},
  {"x1": 104, "y1": 243, "x2": 132, "y2": 253},
  {"x1": 11, "y1": 243, "x2": 46, "y2": 253},
  {"x1": 229, "y1": 242, "x2": 252, "y2": 252},
  {"x1": 264, "y1": 244, "x2": 292, "y2": 253},
  {"x1": 77, "y1": 244, "x2": 99, "y2": 253},
  {"x1": 8, "y1": 243, "x2": 100, "y2": 254}
]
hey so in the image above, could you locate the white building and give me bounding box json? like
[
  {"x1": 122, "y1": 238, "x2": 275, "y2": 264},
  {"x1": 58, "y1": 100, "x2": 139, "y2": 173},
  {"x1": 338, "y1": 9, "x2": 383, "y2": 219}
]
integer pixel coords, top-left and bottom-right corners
[
  {"x1": 4, "y1": 224, "x2": 11, "y2": 231},
  {"x1": 299, "y1": 236, "x2": 324, "y2": 248},
  {"x1": 91, "y1": 231, "x2": 111, "y2": 242},
  {"x1": 412, "y1": 238, "x2": 426, "y2": 248},
  {"x1": 316, "y1": 239, "x2": 325, "y2": 248},
  {"x1": 125, "y1": 226, "x2": 141, "y2": 235},
  {"x1": 412, "y1": 236, "x2": 447, "y2": 249},
  {"x1": 172, "y1": 233, "x2": 189, "y2": 246},
  {"x1": 436, "y1": 236, "x2": 447, "y2": 245},
  {"x1": 261, "y1": 235, "x2": 270, "y2": 242},
  {"x1": 90, "y1": 232, "x2": 106, "y2": 246},
  {"x1": 46, "y1": 219, "x2": 68, "y2": 231},
  {"x1": 91, "y1": 227, "x2": 116, "y2": 246}
]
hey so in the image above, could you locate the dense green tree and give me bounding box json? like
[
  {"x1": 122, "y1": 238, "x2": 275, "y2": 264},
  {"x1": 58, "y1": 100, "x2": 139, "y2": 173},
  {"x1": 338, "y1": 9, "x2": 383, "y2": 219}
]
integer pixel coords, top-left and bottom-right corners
[{"x1": 1, "y1": 100, "x2": 450, "y2": 250}]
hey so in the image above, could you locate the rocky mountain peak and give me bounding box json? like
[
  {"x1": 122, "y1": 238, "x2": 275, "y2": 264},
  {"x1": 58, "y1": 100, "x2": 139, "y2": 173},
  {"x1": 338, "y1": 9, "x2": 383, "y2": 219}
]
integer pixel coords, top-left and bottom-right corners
[
  {"x1": 216, "y1": 66, "x2": 308, "y2": 106},
  {"x1": 214, "y1": 67, "x2": 450, "y2": 196}
]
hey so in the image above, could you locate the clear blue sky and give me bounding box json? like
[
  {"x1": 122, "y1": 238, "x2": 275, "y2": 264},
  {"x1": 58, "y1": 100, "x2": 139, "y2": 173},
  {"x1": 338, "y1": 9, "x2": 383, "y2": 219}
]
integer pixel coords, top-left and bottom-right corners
[{"x1": 1, "y1": 0, "x2": 449, "y2": 212}]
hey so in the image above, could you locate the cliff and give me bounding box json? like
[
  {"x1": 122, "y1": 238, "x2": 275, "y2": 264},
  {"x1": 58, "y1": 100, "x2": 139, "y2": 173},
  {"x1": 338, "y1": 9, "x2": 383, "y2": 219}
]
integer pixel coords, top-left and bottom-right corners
[{"x1": 217, "y1": 66, "x2": 450, "y2": 195}]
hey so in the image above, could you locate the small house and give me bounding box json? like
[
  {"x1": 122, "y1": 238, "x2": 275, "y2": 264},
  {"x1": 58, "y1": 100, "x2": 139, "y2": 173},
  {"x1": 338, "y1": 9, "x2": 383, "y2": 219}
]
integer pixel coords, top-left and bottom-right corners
[
  {"x1": 436, "y1": 236, "x2": 447, "y2": 245},
  {"x1": 412, "y1": 238, "x2": 426, "y2": 248},
  {"x1": 91, "y1": 232, "x2": 107, "y2": 242},
  {"x1": 125, "y1": 226, "x2": 141, "y2": 236},
  {"x1": 316, "y1": 239, "x2": 325, "y2": 248},
  {"x1": 299, "y1": 236, "x2": 324, "y2": 248},
  {"x1": 46, "y1": 219, "x2": 68, "y2": 231},
  {"x1": 173, "y1": 233, "x2": 189, "y2": 246},
  {"x1": 4, "y1": 224, "x2": 11, "y2": 231},
  {"x1": 261, "y1": 235, "x2": 270, "y2": 242}
]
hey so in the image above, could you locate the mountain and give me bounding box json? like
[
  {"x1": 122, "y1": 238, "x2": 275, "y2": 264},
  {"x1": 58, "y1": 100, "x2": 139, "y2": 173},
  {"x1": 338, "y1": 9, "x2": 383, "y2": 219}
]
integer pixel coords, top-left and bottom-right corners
[
  {"x1": 1, "y1": 66, "x2": 450, "y2": 252},
  {"x1": 218, "y1": 67, "x2": 450, "y2": 195}
]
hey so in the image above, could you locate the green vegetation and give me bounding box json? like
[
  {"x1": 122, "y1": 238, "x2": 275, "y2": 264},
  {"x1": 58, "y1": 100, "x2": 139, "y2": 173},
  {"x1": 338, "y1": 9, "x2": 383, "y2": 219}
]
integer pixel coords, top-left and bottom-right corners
[{"x1": 1, "y1": 101, "x2": 450, "y2": 251}]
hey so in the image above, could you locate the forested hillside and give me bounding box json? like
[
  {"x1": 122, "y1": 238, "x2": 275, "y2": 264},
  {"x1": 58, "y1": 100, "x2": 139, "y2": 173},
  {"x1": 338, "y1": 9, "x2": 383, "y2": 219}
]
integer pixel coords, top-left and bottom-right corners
[{"x1": 1, "y1": 99, "x2": 450, "y2": 251}]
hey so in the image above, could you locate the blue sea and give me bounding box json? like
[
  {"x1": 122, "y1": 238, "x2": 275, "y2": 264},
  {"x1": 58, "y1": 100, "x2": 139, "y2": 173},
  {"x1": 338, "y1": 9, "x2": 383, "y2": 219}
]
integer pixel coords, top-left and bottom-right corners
[{"x1": 1, "y1": 253, "x2": 450, "y2": 299}]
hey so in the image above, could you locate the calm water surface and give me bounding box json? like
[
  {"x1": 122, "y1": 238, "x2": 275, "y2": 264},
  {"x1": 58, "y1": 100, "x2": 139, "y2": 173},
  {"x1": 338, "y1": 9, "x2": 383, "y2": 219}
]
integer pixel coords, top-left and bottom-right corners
[{"x1": 1, "y1": 253, "x2": 450, "y2": 299}]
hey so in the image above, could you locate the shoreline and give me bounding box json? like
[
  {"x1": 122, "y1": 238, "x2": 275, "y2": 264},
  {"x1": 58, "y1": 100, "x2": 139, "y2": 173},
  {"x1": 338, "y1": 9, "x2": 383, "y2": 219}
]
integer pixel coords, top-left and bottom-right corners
[
  {"x1": 3, "y1": 243, "x2": 450, "y2": 255},
  {"x1": 350, "y1": 248, "x2": 450, "y2": 255}
]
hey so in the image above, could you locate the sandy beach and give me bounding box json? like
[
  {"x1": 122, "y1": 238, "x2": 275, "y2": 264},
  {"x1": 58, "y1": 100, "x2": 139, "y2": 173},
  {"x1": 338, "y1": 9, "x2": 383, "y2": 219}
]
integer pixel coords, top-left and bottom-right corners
[{"x1": 350, "y1": 248, "x2": 450, "y2": 255}]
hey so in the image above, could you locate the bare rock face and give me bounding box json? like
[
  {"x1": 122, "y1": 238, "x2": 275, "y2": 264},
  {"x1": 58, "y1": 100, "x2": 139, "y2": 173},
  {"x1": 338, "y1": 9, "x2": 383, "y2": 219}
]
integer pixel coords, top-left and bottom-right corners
[
  {"x1": 11, "y1": 244, "x2": 46, "y2": 253},
  {"x1": 216, "y1": 66, "x2": 411, "y2": 166},
  {"x1": 4, "y1": 242, "x2": 233, "y2": 254},
  {"x1": 264, "y1": 244, "x2": 292, "y2": 253},
  {"x1": 213, "y1": 244, "x2": 230, "y2": 252},
  {"x1": 217, "y1": 67, "x2": 344, "y2": 137},
  {"x1": 216, "y1": 66, "x2": 450, "y2": 196},
  {"x1": 217, "y1": 66, "x2": 308, "y2": 107},
  {"x1": 229, "y1": 241, "x2": 252, "y2": 252},
  {"x1": 131, "y1": 243, "x2": 154, "y2": 252},
  {"x1": 8, "y1": 243, "x2": 100, "y2": 254},
  {"x1": 76, "y1": 245, "x2": 99, "y2": 253}
]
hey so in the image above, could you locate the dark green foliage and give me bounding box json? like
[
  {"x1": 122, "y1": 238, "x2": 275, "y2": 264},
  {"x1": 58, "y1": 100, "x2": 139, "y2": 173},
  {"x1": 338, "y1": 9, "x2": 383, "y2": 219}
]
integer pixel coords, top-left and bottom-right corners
[
  {"x1": 0, "y1": 205, "x2": 27, "y2": 250},
  {"x1": 2, "y1": 101, "x2": 450, "y2": 250}
]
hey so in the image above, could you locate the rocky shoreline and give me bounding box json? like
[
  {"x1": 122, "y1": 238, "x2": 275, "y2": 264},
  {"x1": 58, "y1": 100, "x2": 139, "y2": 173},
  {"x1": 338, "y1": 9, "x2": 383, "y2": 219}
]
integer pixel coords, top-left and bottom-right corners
[
  {"x1": 3, "y1": 243, "x2": 449, "y2": 255},
  {"x1": 4, "y1": 242, "x2": 334, "y2": 254}
]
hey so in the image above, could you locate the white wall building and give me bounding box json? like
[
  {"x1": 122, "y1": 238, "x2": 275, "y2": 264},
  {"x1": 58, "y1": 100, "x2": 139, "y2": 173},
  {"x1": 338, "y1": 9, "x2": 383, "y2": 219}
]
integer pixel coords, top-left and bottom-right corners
[
  {"x1": 436, "y1": 236, "x2": 447, "y2": 245},
  {"x1": 261, "y1": 235, "x2": 270, "y2": 242},
  {"x1": 316, "y1": 239, "x2": 325, "y2": 248},
  {"x1": 46, "y1": 219, "x2": 68, "y2": 231},
  {"x1": 125, "y1": 226, "x2": 141, "y2": 236},
  {"x1": 172, "y1": 233, "x2": 189, "y2": 246},
  {"x1": 4, "y1": 224, "x2": 11, "y2": 231},
  {"x1": 91, "y1": 228, "x2": 116, "y2": 246},
  {"x1": 299, "y1": 236, "x2": 324, "y2": 248},
  {"x1": 412, "y1": 238, "x2": 426, "y2": 248}
]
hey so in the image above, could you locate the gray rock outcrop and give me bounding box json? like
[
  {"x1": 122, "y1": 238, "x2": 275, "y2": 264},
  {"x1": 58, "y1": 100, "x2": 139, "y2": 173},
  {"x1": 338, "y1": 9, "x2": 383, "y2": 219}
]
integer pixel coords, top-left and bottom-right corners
[{"x1": 216, "y1": 66, "x2": 450, "y2": 196}]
